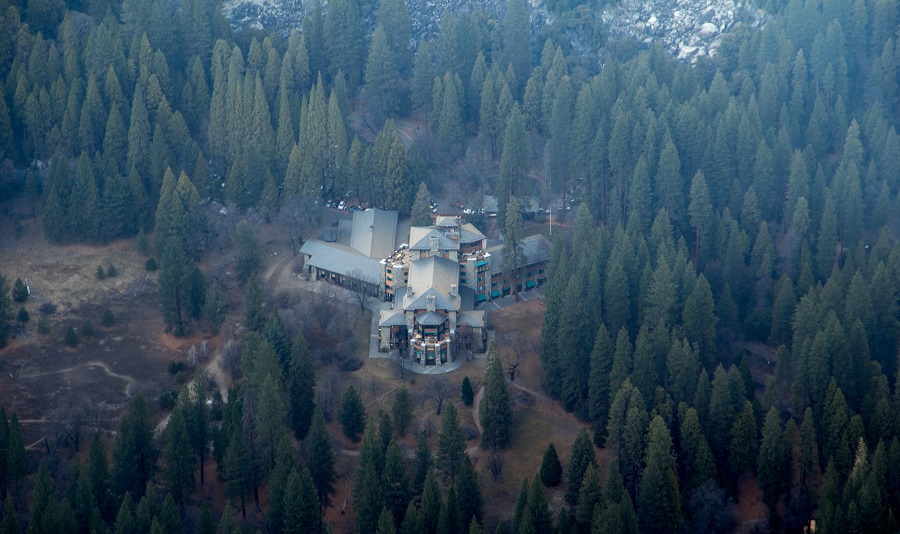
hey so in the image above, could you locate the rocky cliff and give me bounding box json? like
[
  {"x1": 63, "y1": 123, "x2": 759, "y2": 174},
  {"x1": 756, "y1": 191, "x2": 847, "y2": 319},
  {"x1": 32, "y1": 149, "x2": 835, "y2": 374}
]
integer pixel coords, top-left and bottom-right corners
[
  {"x1": 601, "y1": 0, "x2": 768, "y2": 62},
  {"x1": 223, "y1": 0, "x2": 766, "y2": 64}
]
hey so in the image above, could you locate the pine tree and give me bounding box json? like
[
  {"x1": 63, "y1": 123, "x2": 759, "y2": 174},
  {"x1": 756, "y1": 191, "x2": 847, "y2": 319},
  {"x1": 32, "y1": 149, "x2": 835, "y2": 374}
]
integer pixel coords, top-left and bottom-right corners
[
  {"x1": 458, "y1": 455, "x2": 483, "y2": 529},
  {"x1": 307, "y1": 408, "x2": 336, "y2": 507},
  {"x1": 501, "y1": 196, "x2": 526, "y2": 295},
  {"x1": 223, "y1": 429, "x2": 251, "y2": 517},
  {"x1": 438, "y1": 71, "x2": 464, "y2": 145},
  {"x1": 112, "y1": 395, "x2": 157, "y2": 501},
  {"x1": 637, "y1": 416, "x2": 681, "y2": 534},
  {"x1": 411, "y1": 182, "x2": 433, "y2": 227},
  {"x1": 365, "y1": 24, "x2": 400, "y2": 124},
  {"x1": 757, "y1": 407, "x2": 787, "y2": 523},
  {"x1": 655, "y1": 137, "x2": 684, "y2": 227},
  {"x1": 324, "y1": 0, "x2": 363, "y2": 88},
  {"x1": 481, "y1": 346, "x2": 512, "y2": 450},
  {"x1": 340, "y1": 385, "x2": 366, "y2": 442},
  {"x1": 413, "y1": 430, "x2": 432, "y2": 495},
  {"x1": 539, "y1": 443, "x2": 562, "y2": 487},
  {"x1": 400, "y1": 501, "x2": 420, "y2": 534},
  {"x1": 575, "y1": 463, "x2": 603, "y2": 530},
  {"x1": 381, "y1": 440, "x2": 408, "y2": 525},
  {"x1": 377, "y1": 507, "x2": 397, "y2": 534},
  {"x1": 566, "y1": 428, "x2": 597, "y2": 506},
  {"x1": 437, "y1": 402, "x2": 466, "y2": 484},
  {"x1": 289, "y1": 332, "x2": 316, "y2": 440},
  {"x1": 728, "y1": 401, "x2": 758, "y2": 478},
  {"x1": 678, "y1": 407, "x2": 715, "y2": 493},
  {"x1": 588, "y1": 324, "x2": 614, "y2": 444},
  {"x1": 283, "y1": 468, "x2": 321, "y2": 534},
  {"x1": 420, "y1": 470, "x2": 441, "y2": 534},
  {"x1": 527, "y1": 473, "x2": 554, "y2": 534},
  {"x1": 127, "y1": 85, "x2": 151, "y2": 180},
  {"x1": 163, "y1": 406, "x2": 194, "y2": 505},
  {"x1": 688, "y1": 170, "x2": 712, "y2": 265},
  {"x1": 496, "y1": 104, "x2": 528, "y2": 208}
]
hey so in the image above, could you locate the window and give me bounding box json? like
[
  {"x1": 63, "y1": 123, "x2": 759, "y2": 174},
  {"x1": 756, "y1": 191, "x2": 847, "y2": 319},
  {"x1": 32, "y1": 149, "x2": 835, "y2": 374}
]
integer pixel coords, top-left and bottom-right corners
[{"x1": 538, "y1": 269, "x2": 544, "y2": 274}]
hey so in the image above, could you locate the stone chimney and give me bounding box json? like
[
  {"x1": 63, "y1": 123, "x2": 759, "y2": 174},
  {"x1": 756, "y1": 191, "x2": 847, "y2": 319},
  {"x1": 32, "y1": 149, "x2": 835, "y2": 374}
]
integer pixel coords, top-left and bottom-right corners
[
  {"x1": 429, "y1": 235, "x2": 439, "y2": 256},
  {"x1": 450, "y1": 284, "x2": 457, "y2": 297},
  {"x1": 426, "y1": 293, "x2": 436, "y2": 312}
]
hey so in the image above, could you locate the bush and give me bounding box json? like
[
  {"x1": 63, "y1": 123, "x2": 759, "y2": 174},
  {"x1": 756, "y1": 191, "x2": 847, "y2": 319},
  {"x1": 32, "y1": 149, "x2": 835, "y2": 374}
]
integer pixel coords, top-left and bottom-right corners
[
  {"x1": 101, "y1": 307, "x2": 115, "y2": 327},
  {"x1": 80, "y1": 320, "x2": 95, "y2": 337},
  {"x1": 38, "y1": 302, "x2": 57, "y2": 315},
  {"x1": 12, "y1": 278, "x2": 28, "y2": 302},
  {"x1": 159, "y1": 390, "x2": 179, "y2": 410},
  {"x1": 168, "y1": 361, "x2": 187, "y2": 375},
  {"x1": 145, "y1": 258, "x2": 158, "y2": 271},
  {"x1": 96, "y1": 265, "x2": 106, "y2": 280},
  {"x1": 106, "y1": 264, "x2": 117, "y2": 277},
  {"x1": 17, "y1": 307, "x2": 29, "y2": 326},
  {"x1": 461, "y1": 376, "x2": 474, "y2": 406},
  {"x1": 64, "y1": 326, "x2": 78, "y2": 348},
  {"x1": 337, "y1": 356, "x2": 364, "y2": 372},
  {"x1": 539, "y1": 443, "x2": 563, "y2": 487},
  {"x1": 37, "y1": 316, "x2": 51, "y2": 336}
]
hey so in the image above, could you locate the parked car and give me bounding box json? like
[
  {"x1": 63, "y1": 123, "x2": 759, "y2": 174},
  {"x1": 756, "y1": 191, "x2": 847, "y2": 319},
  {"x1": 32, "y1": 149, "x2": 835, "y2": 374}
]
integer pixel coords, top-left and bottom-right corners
[{"x1": 338, "y1": 200, "x2": 346, "y2": 210}]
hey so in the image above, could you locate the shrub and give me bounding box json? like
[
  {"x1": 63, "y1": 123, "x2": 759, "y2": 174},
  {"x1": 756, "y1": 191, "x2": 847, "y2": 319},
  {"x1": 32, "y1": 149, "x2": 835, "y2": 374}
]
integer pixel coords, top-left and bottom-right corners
[
  {"x1": 145, "y1": 258, "x2": 158, "y2": 271},
  {"x1": 337, "y1": 356, "x2": 364, "y2": 372},
  {"x1": 101, "y1": 307, "x2": 115, "y2": 327},
  {"x1": 80, "y1": 320, "x2": 95, "y2": 337},
  {"x1": 12, "y1": 278, "x2": 28, "y2": 302},
  {"x1": 106, "y1": 264, "x2": 117, "y2": 277},
  {"x1": 64, "y1": 326, "x2": 78, "y2": 348},
  {"x1": 17, "y1": 307, "x2": 29, "y2": 326},
  {"x1": 168, "y1": 361, "x2": 187, "y2": 375},
  {"x1": 38, "y1": 302, "x2": 57, "y2": 315},
  {"x1": 461, "y1": 376, "x2": 474, "y2": 406},
  {"x1": 96, "y1": 265, "x2": 106, "y2": 280},
  {"x1": 159, "y1": 390, "x2": 179, "y2": 410}
]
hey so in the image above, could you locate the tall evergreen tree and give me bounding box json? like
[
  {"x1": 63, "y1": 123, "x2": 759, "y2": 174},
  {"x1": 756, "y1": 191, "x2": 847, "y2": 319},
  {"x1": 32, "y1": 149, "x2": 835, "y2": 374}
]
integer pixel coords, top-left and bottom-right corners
[
  {"x1": 480, "y1": 344, "x2": 512, "y2": 450},
  {"x1": 163, "y1": 406, "x2": 194, "y2": 505},
  {"x1": 410, "y1": 182, "x2": 433, "y2": 227},
  {"x1": 436, "y1": 402, "x2": 467, "y2": 484},
  {"x1": 289, "y1": 332, "x2": 316, "y2": 440},
  {"x1": 566, "y1": 428, "x2": 597, "y2": 506},
  {"x1": 637, "y1": 416, "x2": 681, "y2": 534},
  {"x1": 112, "y1": 396, "x2": 157, "y2": 501},
  {"x1": 307, "y1": 408, "x2": 336, "y2": 507}
]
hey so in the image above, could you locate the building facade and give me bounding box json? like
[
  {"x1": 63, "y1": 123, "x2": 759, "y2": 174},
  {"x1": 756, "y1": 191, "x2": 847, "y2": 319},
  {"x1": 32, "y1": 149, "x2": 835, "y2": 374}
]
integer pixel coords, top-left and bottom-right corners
[{"x1": 300, "y1": 211, "x2": 551, "y2": 366}]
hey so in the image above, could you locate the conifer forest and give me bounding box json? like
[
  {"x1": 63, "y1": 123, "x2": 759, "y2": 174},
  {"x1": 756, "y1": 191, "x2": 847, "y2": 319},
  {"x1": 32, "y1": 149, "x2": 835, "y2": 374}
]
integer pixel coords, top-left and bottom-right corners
[{"x1": 0, "y1": 0, "x2": 899, "y2": 532}]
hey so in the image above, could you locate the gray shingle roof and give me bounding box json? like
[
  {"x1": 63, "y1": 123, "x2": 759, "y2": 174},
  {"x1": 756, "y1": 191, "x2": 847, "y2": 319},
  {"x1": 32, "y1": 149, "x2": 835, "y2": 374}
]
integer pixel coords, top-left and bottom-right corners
[
  {"x1": 405, "y1": 287, "x2": 458, "y2": 312},
  {"x1": 415, "y1": 311, "x2": 447, "y2": 326},
  {"x1": 486, "y1": 234, "x2": 552, "y2": 275},
  {"x1": 350, "y1": 208, "x2": 398, "y2": 259},
  {"x1": 409, "y1": 228, "x2": 459, "y2": 251},
  {"x1": 378, "y1": 310, "x2": 407, "y2": 327},
  {"x1": 457, "y1": 311, "x2": 485, "y2": 327},
  {"x1": 300, "y1": 239, "x2": 383, "y2": 283}
]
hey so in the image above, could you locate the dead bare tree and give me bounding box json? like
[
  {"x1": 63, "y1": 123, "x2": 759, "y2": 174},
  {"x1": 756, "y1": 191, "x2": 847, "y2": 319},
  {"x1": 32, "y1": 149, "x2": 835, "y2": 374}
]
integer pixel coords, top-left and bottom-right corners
[
  {"x1": 498, "y1": 331, "x2": 534, "y2": 382},
  {"x1": 346, "y1": 270, "x2": 378, "y2": 312},
  {"x1": 51, "y1": 391, "x2": 93, "y2": 451},
  {"x1": 418, "y1": 375, "x2": 453, "y2": 415},
  {"x1": 391, "y1": 348, "x2": 414, "y2": 381},
  {"x1": 488, "y1": 452, "x2": 504, "y2": 481},
  {"x1": 317, "y1": 367, "x2": 340, "y2": 421},
  {"x1": 280, "y1": 195, "x2": 322, "y2": 248}
]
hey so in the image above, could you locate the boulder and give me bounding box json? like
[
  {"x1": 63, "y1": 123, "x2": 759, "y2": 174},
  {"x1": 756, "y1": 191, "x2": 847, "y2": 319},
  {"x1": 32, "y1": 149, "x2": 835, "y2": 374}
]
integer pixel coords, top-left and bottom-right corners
[{"x1": 699, "y1": 22, "x2": 718, "y2": 39}]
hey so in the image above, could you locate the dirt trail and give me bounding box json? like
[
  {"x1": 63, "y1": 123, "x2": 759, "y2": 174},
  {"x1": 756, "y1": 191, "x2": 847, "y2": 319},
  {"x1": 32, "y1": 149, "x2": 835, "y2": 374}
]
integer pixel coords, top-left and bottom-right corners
[
  {"x1": 21, "y1": 361, "x2": 136, "y2": 397},
  {"x1": 472, "y1": 386, "x2": 484, "y2": 435}
]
